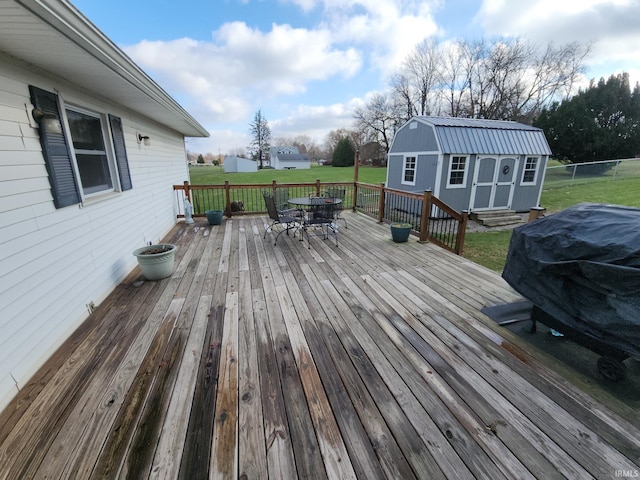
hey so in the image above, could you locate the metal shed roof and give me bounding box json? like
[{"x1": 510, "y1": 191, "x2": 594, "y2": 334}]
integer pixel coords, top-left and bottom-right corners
[{"x1": 415, "y1": 116, "x2": 552, "y2": 155}]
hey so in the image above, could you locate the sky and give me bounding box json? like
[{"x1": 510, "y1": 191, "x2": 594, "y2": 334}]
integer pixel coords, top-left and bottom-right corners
[{"x1": 70, "y1": 0, "x2": 640, "y2": 156}]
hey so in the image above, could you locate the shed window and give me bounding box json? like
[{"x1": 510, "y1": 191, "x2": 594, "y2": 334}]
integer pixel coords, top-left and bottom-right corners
[
  {"x1": 29, "y1": 86, "x2": 132, "y2": 208},
  {"x1": 402, "y1": 156, "x2": 416, "y2": 185},
  {"x1": 521, "y1": 156, "x2": 539, "y2": 184},
  {"x1": 447, "y1": 155, "x2": 468, "y2": 188}
]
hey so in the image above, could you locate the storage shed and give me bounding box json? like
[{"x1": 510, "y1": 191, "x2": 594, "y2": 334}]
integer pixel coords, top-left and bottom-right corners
[
  {"x1": 224, "y1": 155, "x2": 257, "y2": 173},
  {"x1": 386, "y1": 116, "x2": 552, "y2": 213}
]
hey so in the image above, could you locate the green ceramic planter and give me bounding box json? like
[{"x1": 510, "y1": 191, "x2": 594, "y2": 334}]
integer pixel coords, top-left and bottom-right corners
[
  {"x1": 205, "y1": 210, "x2": 224, "y2": 225},
  {"x1": 390, "y1": 222, "x2": 412, "y2": 243},
  {"x1": 133, "y1": 244, "x2": 177, "y2": 280}
]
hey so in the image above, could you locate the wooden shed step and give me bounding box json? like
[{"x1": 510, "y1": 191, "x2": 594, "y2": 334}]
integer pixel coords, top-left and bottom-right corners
[
  {"x1": 472, "y1": 209, "x2": 517, "y2": 221},
  {"x1": 479, "y1": 216, "x2": 525, "y2": 227}
]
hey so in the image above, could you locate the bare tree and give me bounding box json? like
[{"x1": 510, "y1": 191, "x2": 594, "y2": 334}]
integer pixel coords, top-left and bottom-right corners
[
  {"x1": 440, "y1": 40, "x2": 472, "y2": 117},
  {"x1": 248, "y1": 110, "x2": 271, "y2": 168},
  {"x1": 402, "y1": 38, "x2": 443, "y2": 116},
  {"x1": 389, "y1": 73, "x2": 415, "y2": 122},
  {"x1": 442, "y1": 37, "x2": 590, "y2": 122},
  {"x1": 353, "y1": 92, "x2": 400, "y2": 152},
  {"x1": 228, "y1": 147, "x2": 247, "y2": 158},
  {"x1": 512, "y1": 41, "x2": 591, "y2": 123},
  {"x1": 324, "y1": 128, "x2": 361, "y2": 159}
]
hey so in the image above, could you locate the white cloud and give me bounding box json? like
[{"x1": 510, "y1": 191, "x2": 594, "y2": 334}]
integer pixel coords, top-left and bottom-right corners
[
  {"x1": 271, "y1": 101, "x2": 361, "y2": 141},
  {"x1": 124, "y1": 0, "x2": 640, "y2": 156},
  {"x1": 124, "y1": 23, "x2": 362, "y2": 124},
  {"x1": 475, "y1": 0, "x2": 640, "y2": 84},
  {"x1": 122, "y1": 0, "x2": 445, "y2": 154}
]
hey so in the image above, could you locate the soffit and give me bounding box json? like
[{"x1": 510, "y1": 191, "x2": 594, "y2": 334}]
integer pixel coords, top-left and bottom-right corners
[{"x1": 0, "y1": 0, "x2": 208, "y2": 137}]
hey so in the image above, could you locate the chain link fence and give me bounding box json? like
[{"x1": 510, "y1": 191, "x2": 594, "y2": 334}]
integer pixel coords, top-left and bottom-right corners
[{"x1": 544, "y1": 158, "x2": 640, "y2": 188}]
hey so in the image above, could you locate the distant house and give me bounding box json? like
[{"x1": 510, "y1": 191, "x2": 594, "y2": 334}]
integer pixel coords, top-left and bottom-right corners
[
  {"x1": 224, "y1": 156, "x2": 257, "y2": 173},
  {"x1": 270, "y1": 146, "x2": 311, "y2": 170},
  {"x1": 0, "y1": 0, "x2": 208, "y2": 412},
  {"x1": 386, "y1": 116, "x2": 552, "y2": 213}
]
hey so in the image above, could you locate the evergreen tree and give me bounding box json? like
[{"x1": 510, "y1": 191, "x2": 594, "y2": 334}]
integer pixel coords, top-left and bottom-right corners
[
  {"x1": 248, "y1": 110, "x2": 271, "y2": 169},
  {"x1": 535, "y1": 73, "x2": 640, "y2": 163},
  {"x1": 332, "y1": 137, "x2": 355, "y2": 167}
]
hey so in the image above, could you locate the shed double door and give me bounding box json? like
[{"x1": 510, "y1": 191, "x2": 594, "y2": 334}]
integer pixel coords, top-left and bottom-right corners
[{"x1": 470, "y1": 156, "x2": 518, "y2": 211}]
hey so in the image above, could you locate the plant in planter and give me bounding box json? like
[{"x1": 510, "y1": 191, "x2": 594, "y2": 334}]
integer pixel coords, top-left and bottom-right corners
[
  {"x1": 205, "y1": 209, "x2": 224, "y2": 225},
  {"x1": 390, "y1": 222, "x2": 412, "y2": 243},
  {"x1": 132, "y1": 244, "x2": 177, "y2": 280}
]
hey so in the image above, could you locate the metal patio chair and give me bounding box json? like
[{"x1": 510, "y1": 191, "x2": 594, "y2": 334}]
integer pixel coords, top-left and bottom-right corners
[
  {"x1": 325, "y1": 186, "x2": 347, "y2": 229},
  {"x1": 300, "y1": 196, "x2": 338, "y2": 248},
  {"x1": 263, "y1": 192, "x2": 300, "y2": 245}
]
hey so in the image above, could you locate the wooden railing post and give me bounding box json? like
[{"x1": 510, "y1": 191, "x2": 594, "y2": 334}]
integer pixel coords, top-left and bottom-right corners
[
  {"x1": 377, "y1": 183, "x2": 385, "y2": 223},
  {"x1": 455, "y1": 211, "x2": 468, "y2": 255},
  {"x1": 352, "y1": 182, "x2": 359, "y2": 211},
  {"x1": 528, "y1": 206, "x2": 546, "y2": 222},
  {"x1": 419, "y1": 190, "x2": 432, "y2": 243},
  {"x1": 272, "y1": 179, "x2": 277, "y2": 192},
  {"x1": 224, "y1": 180, "x2": 231, "y2": 217},
  {"x1": 315, "y1": 179, "x2": 321, "y2": 196},
  {"x1": 183, "y1": 180, "x2": 191, "y2": 202},
  {"x1": 352, "y1": 150, "x2": 360, "y2": 211}
]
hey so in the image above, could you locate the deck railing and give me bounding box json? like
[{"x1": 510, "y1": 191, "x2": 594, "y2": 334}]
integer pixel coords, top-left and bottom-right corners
[{"x1": 173, "y1": 180, "x2": 468, "y2": 254}]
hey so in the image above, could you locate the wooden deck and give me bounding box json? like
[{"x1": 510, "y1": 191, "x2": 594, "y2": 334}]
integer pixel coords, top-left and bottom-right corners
[{"x1": 1, "y1": 212, "x2": 639, "y2": 479}]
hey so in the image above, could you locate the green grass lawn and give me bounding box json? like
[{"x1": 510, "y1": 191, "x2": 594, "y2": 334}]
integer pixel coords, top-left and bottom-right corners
[
  {"x1": 463, "y1": 176, "x2": 640, "y2": 272},
  {"x1": 189, "y1": 164, "x2": 387, "y2": 185}
]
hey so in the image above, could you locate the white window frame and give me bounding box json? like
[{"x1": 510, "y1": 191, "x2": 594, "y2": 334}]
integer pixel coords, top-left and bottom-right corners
[
  {"x1": 520, "y1": 156, "x2": 539, "y2": 185},
  {"x1": 446, "y1": 154, "x2": 468, "y2": 189},
  {"x1": 401, "y1": 155, "x2": 417, "y2": 186},
  {"x1": 62, "y1": 102, "x2": 119, "y2": 199}
]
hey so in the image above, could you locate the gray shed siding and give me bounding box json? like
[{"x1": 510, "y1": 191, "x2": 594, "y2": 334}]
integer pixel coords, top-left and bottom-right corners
[
  {"x1": 389, "y1": 121, "x2": 439, "y2": 154},
  {"x1": 387, "y1": 116, "x2": 552, "y2": 213}
]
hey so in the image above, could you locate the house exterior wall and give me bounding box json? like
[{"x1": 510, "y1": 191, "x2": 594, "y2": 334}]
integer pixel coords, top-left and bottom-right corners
[
  {"x1": 0, "y1": 54, "x2": 190, "y2": 412},
  {"x1": 274, "y1": 159, "x2": 310, "y2": 170}
]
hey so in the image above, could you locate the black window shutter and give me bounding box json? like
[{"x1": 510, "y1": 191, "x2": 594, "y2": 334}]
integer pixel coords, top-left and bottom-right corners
[
  {"x1": 108, "y1": 115, "x2": 133, "y2": 191},
  {"x1": 29, "y1": 85, "x2": 81, "y2": 208}
]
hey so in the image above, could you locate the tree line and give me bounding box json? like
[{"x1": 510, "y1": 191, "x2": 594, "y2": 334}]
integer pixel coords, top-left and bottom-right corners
[
  {"x1": 354, "y1": 37, "x2": 591, "y2": 154},
  {"x1": 202, "y1": 36, "x2": 639, "y2": 167}
]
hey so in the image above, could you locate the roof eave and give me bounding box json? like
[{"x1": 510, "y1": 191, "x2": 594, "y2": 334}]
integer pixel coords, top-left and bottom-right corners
[{"x1": 3, "y1": 0, "x2": 208, "y2": 138}]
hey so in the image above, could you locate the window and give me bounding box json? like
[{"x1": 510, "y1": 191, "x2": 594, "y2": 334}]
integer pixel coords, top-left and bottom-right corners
[
  {"x1": 402, "y1": 156, "x2": 416, "y2": 185},
  {"x1": 66, "y1": 108, "x2": 113, "y2": 195},
  {"x1": 522, "y1": 156, "x2": 539, "y2": 184},
  {"x1": 29, "y1": 85, "x2": 132, "y2": 208},
  {"x1": 447, "y1": 155, "x2": 467, "y2": 188}
]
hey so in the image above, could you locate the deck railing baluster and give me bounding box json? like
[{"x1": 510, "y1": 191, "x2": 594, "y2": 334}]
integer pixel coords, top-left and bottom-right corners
[{"x1": 173, "y1": 180, "x2": 467, "y2": 254}]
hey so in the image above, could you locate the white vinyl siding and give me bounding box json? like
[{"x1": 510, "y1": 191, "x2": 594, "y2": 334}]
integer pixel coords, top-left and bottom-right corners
[{"x1": 0, "y1": 57, "x2": 189, "y2": 412}]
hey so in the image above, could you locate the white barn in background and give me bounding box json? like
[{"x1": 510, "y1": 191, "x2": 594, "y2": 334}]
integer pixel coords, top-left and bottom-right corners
[
  {"x1": 270, "y1": 146, "x2": 311, "y2": 170},
  {"x1": 224, "y1": 155, "x2": 257, "y2": 173},
  {"x1": 0, "y1": 0, "x2": 208, "y2": 413}
]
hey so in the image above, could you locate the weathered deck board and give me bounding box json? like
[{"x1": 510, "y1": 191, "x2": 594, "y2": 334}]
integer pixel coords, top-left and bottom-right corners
[{"x1": 1, "y1": 211, "x2": 639, "y2": 479}]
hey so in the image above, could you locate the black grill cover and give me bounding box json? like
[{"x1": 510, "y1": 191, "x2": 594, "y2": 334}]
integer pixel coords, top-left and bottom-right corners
[{"x1": 502, "y1": 203, "x2": 640, "y2": 357}]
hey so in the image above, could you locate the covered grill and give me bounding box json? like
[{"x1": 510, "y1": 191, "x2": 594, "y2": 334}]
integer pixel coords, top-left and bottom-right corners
[{"x1": 502, "y1": 203, "x2": 640, "y2": 381}]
